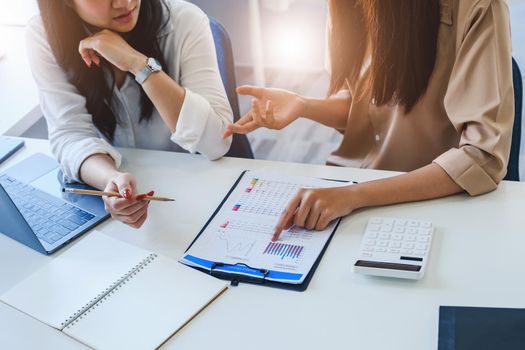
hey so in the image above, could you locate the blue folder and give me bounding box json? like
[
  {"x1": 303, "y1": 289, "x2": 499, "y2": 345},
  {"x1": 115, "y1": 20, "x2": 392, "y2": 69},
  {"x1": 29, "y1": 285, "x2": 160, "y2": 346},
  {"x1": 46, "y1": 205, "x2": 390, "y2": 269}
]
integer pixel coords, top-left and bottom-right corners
[{"x1": 439, "y1": 306, "x2": 525, "y2": 350}]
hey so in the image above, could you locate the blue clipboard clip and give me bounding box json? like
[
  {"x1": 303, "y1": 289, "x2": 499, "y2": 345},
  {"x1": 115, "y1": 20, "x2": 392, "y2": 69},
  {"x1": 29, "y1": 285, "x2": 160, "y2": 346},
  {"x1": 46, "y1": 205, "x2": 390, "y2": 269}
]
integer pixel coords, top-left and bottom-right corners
[{"x1": 210, "y1": 262, "x2": 269, "y2": 286}]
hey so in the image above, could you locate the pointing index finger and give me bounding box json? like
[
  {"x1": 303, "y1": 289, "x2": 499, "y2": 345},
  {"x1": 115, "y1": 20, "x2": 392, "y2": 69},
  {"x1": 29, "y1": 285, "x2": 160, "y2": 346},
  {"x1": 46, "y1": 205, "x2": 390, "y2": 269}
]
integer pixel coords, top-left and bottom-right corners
[
  {"x1": 273, "y1": 191, "x2": 303, "y2": 241},
  {"x1": 236, "y1": 85, "x2": 264, "y2": 99}
]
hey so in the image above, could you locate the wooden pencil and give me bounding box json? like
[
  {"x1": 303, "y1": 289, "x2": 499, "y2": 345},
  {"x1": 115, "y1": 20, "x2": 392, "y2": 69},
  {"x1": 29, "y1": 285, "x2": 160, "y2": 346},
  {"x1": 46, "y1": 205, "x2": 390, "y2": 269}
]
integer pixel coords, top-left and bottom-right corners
[{"x1": 62, "y1": 188, "x2": 175, "y2": 202}]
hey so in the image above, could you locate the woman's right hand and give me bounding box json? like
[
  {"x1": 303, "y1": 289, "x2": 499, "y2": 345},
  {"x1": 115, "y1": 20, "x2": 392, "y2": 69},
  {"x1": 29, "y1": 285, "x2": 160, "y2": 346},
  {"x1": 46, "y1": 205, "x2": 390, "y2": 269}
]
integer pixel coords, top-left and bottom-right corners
[
  {"x1": 102, "y1": 172, "x2": 152, "y2": 229},
  {"x1": 223, "y1": 85, "x2": 306, "y2": 138}
]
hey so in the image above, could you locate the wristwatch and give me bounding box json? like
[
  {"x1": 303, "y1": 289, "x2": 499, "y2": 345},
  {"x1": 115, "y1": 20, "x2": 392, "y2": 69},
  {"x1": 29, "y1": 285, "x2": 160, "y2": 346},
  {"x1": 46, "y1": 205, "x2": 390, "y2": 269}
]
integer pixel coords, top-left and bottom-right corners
[{"x1": 135, "y1": 57, "x2": 162, "y2": 85}]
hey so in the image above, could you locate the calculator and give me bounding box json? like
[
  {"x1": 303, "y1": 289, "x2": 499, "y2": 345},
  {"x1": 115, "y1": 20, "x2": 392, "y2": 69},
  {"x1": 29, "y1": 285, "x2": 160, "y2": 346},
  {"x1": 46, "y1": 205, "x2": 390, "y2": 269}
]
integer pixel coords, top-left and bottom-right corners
[{"x1": 353, "y1": 217, "x2": 434, "y2": 280}]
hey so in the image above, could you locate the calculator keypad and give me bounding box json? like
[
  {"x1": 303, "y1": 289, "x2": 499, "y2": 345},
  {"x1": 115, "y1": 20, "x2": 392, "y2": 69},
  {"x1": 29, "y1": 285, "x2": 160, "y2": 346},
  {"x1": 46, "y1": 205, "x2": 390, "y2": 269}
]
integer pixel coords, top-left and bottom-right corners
[{"x1": 359, "y1": 217, "x2": 433, "y2": 260}]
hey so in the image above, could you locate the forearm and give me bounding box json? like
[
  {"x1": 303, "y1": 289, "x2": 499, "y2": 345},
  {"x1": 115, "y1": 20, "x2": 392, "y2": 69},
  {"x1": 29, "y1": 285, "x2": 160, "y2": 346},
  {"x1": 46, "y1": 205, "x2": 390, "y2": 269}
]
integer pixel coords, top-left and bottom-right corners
[
  {"x1": 350, "y1": 163, "x2": 463, "y2": 209},
  {"x1": 130, "y1": 55, "x2": 185, "y2": 133},
  {"x1": 79, "y1": 153, "x2": 122, "y2": 190},
  {"x1": 301, "y1": 96, "x2": 351, "y2": 130}
]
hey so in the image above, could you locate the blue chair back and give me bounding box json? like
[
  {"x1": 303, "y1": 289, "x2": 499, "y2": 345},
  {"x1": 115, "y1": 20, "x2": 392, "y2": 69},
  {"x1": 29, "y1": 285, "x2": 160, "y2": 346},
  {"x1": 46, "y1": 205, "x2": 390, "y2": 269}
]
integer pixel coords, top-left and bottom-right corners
[
  {"x1": 504, "y1": 58, "x2": 522, "y2": 181},
  {"x1": 209, "y1": 17, "x2": 254, "y2": 159}
]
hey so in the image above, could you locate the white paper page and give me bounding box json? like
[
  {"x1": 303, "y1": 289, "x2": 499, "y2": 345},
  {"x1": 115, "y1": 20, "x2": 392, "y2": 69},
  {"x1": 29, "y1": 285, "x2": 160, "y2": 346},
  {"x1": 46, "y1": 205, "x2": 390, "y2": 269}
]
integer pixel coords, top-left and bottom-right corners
[
  {"x1": 0, "y1": 231, "x2": 149, "y2": 329},
  {"x1": 63, "y1": 256, "x2": 227, "y2": 350},
  {"x1": 181, "y1": 171, "x2": 348, "y2": 284}
]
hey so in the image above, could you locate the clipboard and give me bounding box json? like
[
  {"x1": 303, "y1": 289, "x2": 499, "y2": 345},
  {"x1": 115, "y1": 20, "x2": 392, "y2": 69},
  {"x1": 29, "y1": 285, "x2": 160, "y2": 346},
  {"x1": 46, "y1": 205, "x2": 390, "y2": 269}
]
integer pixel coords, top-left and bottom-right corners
[{"x1": 182, "y1": 170, "x2": 350, "y2": 292}]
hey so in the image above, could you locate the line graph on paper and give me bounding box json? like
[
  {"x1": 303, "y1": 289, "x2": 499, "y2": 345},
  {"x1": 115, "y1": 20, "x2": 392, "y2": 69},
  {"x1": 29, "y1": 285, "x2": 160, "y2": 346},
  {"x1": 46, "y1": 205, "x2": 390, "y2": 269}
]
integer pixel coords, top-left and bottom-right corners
[
  {"x1": 215, "y1": 220, "x2": 261, "y2": 258},
  {"x1": 217, "y1": 233, "x2": 256, "y2": 257}
]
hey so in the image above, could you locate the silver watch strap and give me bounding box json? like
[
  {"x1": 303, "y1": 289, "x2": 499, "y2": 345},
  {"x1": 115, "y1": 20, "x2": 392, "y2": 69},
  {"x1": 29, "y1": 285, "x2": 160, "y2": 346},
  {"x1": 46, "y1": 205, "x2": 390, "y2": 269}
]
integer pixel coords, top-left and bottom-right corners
[
  {"x1": 135, "y1": 58, "x2": 161, "y2": 85},
  {"x1": 135, "y1": 66, "x2": 153, "y2": 85}
]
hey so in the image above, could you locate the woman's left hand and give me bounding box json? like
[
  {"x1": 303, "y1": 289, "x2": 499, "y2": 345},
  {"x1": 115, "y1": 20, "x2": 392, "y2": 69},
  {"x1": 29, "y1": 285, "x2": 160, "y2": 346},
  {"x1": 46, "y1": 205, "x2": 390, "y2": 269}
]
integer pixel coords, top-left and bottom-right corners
[
  {"x1": 78, "y1": 29, "x2": 146, "y2": 74},
  {"x1": 272, "y1": 185, "x2": 359, "y2": 241}
]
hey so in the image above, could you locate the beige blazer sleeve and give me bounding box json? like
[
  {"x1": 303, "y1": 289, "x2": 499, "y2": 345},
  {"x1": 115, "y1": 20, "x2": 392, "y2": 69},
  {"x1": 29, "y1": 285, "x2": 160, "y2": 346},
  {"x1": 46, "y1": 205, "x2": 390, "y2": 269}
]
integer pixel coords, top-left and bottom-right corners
[{"x1": 433, "y1": 0, "x2": 514, "y2": 196}]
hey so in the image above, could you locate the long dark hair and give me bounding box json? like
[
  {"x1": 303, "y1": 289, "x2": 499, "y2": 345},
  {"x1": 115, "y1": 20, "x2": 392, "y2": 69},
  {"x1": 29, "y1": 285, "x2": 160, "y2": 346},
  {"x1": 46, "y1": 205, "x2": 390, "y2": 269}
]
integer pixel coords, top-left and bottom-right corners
[
  {"x1": 328, "y1": 0, "x2": 440, "y2": 113},
  {"x1": 37, "y1": 0, "x2": 170, "y2": 141}
]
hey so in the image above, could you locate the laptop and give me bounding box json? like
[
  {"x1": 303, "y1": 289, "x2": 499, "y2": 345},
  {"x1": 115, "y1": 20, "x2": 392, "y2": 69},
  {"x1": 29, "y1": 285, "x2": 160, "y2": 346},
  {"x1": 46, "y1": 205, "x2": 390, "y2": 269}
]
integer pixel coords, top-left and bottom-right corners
[
  {"x1": 0, "y1": 153, "x2": 109, "y2": 254},
  {"x1": 0, "y1": 136, "x2": 24, "y2": 164}
]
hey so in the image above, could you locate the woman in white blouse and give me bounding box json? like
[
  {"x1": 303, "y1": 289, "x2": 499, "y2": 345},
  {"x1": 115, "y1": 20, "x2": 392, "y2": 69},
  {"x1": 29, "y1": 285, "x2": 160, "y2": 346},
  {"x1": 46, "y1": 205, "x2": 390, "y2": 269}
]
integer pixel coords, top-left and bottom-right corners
[{"x1": 27, "y1": 0, "x2": 232, "y2": 228}]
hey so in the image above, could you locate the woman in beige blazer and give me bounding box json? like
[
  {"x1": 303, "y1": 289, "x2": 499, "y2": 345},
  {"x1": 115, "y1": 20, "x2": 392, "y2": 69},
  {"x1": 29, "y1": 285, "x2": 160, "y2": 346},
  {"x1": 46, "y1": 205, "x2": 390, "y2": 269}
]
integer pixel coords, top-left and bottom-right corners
[{"x1": 224, "y1": 0, "x2": 514, "y2": 240}]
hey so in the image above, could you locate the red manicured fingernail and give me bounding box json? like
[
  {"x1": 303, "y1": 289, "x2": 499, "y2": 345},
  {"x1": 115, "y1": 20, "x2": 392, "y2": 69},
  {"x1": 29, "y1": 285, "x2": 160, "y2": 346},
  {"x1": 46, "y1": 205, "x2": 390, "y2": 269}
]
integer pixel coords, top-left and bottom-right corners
[
  {"x1": 137, "y1": 191, "x2": 154, "y2": 200},
  {"x1": 123, "y1": 189, "x2": 132, "y2": 199}
]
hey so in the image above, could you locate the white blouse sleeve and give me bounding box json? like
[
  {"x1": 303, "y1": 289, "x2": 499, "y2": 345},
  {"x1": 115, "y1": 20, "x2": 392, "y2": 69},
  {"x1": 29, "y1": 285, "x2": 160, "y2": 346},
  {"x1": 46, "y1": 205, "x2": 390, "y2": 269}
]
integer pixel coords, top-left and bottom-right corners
[
  {"x1": 25, "y1": 18, "x2": 122, "y2": 183},
  {"x1": 169, "y1": 4, "x2": 233, "y2": 160}
]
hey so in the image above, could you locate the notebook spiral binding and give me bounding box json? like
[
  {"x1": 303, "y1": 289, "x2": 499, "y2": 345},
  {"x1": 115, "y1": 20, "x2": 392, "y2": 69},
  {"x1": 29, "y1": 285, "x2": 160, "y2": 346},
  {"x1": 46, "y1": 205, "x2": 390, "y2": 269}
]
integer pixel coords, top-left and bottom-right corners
[{"x1": 61, "y1": 253, "x2": 158, "y2": 329}]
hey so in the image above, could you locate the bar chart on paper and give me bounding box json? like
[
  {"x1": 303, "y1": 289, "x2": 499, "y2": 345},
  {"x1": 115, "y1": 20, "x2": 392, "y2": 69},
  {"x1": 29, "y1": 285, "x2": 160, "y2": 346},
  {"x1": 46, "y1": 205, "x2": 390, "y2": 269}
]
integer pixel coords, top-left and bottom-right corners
[
  {"x1": 216, "y1": 220, "x2": 306, "y2": 261},
  {"x1": 263, "y1": 242, "x2": 304, "y2": 260}
]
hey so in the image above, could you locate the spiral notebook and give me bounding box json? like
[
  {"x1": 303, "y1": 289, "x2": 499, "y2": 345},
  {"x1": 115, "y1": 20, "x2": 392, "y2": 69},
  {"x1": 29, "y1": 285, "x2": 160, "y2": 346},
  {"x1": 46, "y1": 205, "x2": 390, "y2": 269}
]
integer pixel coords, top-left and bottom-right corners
[{"x1": 0, "y1": 231, "x2": 228, "y2": 350}]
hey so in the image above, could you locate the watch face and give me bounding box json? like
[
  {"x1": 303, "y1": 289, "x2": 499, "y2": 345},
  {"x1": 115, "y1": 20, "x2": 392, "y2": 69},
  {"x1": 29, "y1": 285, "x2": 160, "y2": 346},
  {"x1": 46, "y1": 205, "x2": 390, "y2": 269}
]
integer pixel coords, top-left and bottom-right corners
[{"x1": 147, "y1": 57, "x2": 162, "y2": 71}]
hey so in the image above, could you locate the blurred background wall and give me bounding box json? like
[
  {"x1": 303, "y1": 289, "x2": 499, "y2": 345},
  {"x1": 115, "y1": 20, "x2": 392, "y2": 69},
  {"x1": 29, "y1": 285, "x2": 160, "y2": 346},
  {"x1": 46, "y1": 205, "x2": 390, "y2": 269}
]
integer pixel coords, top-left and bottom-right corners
[{"x1": 1, "y1": 0, "x2": 524, "y2": 175}]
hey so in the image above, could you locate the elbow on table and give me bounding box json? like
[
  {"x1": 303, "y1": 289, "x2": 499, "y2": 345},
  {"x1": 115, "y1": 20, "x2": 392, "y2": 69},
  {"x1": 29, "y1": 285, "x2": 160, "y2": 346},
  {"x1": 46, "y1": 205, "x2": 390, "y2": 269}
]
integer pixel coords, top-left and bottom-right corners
[
  {"x1": 433, "y1": 146, "x2": 509, "y2": 197},
  {"x1": 201, "y1": 135, "x2": 232, "y2": 161},
  {"x1": 465, "y1": 164, "x2": 507, "y2": 197},
  {"x1": 485, "y1": 149, "x2": 511, "y2": 189}
]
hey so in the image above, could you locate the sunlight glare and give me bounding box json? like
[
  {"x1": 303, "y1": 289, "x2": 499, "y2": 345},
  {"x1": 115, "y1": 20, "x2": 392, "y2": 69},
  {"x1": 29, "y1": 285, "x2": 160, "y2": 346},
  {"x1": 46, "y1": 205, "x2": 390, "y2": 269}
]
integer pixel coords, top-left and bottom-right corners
[{"x1": 272, "y1": 28, "x2": 314, "y2": 67}]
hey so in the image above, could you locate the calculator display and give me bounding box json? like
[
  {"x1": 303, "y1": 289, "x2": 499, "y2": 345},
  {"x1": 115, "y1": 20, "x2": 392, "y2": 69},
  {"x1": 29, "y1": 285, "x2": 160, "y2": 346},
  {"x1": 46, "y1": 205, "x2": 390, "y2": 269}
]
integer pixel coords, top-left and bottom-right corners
[{"x1": 355, "y1": 260, "x2": 421, "y2": 272}]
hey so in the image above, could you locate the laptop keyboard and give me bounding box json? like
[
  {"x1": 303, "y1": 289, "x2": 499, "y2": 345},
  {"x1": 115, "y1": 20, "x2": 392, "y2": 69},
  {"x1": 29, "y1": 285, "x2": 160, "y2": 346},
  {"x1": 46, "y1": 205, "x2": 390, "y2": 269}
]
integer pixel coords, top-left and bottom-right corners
[{"x1": 0, "y1": 174, "x2": 95, "y2": 245}]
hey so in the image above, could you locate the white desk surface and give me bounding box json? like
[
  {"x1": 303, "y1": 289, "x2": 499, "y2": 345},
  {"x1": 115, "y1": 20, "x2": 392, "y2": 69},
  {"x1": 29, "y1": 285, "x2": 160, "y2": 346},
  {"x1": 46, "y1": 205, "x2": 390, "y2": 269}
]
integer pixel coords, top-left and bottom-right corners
[
  {"x1": 1, "y1": 138, "x2": 525, "y2": 350},
  {"x1": 0, "y1": 25, "x2": 40, "y2": 137}
]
